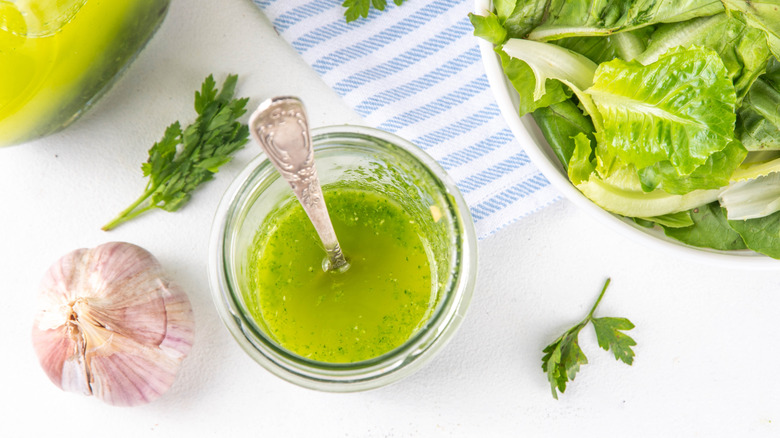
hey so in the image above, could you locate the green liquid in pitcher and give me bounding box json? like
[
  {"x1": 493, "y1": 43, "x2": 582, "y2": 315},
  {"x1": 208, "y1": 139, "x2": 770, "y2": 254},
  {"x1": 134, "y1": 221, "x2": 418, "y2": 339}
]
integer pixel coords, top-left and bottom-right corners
[
  {"x1": 0, "y1": 0, "x2": 169, "y2": 146},
  {"x1": 246, "y1": 188, "x2": 438, "y2": 363}
]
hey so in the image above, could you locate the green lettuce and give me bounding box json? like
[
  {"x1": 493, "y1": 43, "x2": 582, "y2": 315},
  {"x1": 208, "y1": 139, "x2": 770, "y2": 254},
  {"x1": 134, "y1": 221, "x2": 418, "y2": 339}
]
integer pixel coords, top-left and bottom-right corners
[
  {"x1": 469, "y1": 11, "x2": 507, "y2": 45},
  {"x1": 637, "y1": 141, "x2": 747, "y2": 194},
  {"x1": 502, "y1": 42, "x2": 741, "y2": 202},
  {"x1": 493, "y1": 0, "x2": 519, "y2": 22},
  {"x1": 554, "y1": 27, "x2": 653, "y2": 63},
  {"x1": 728, "y1": 210, "x2": 780, "y2": 258},
  {"x1": 638, "y1": 210, "x2": 694, "y2": 228},
  {"x1": 661, "y1": 203, "x2": 747, "y2": 250},
  {"x1": 519, "y1": 0, "x2": 725, "y2": 41},
  {"x1": 500, "y1": 38, "x2": 599, "y2": 119},
  {"x1": 532, "y1": 99, "x2": 597, "y2": 169},
  {"x1": 636, "y1": 13, "x2": 771, "y2": 103},
  {"x1": 567, "y1": 133, "x2": 722, "y2": 217},
  {"x1": 719, "y1": 172, "x2": 780, "y2": 220},
  {"x1": 588, "y1": 47, "x2": 736, "y2": 178},
  {"x1": 722, "y1": 0, "x2": 780, "y2": 59},
  {"x1": 737, "y1": 58, "x2": 780, "y2": 150},
  {"x1": 501, "y1": 0, "x2": 549, "y2": 38},
  {"x1": 496, "y1": 47, "x2": 572, "y2": 117}
]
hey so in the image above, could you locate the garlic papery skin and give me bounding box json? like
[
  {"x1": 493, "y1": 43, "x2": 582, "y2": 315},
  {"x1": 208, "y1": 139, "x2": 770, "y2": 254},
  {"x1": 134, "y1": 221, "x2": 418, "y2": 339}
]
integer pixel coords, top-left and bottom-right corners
[{"x1": 32, "y1": 242, "x2": 195, "y2": 407}]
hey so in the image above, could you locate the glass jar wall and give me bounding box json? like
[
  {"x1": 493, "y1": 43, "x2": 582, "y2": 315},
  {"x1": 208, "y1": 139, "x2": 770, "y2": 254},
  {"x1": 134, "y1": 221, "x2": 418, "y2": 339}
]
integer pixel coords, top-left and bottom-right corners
[{"x1": 0, "y1": 0, "x2": 170, "y2": 146}]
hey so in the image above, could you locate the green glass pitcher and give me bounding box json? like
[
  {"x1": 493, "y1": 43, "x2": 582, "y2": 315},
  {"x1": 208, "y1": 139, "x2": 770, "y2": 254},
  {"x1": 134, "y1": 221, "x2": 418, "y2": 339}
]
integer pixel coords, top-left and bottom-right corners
[{"x1": 0, "y1": 0, "x2": 169, "y2": 147}]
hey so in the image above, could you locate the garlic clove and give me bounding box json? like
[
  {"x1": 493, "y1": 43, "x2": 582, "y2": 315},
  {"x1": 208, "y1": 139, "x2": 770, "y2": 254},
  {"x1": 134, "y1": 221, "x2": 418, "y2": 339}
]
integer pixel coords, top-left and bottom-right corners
[
  {"x1": 32, "y1": 242, "x2": 194, "y2": 407},
  {"x1": 32, "y1": 323, "x2": 91, "y2": 395}
]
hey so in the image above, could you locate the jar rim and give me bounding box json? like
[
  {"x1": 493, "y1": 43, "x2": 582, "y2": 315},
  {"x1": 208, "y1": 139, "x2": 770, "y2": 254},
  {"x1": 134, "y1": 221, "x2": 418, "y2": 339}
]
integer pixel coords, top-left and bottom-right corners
[{"x1": 208, "y1": 125, "x2": 478, "y2": 391}]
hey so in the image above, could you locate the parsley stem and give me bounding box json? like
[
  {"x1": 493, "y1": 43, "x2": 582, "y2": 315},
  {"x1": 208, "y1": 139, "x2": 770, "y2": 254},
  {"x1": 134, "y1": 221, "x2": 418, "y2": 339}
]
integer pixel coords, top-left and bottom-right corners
[
  {"x1": 586, "y1": 278, "x2": 612, "y2": 320},
  {"x1": 102, "y1": 190, "x2": 155, "y2": 231}
]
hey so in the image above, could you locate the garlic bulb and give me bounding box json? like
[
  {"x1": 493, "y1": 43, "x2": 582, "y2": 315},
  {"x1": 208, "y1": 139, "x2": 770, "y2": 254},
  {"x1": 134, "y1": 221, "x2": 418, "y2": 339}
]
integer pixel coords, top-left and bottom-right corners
[{"x1": 32, "y1": 242, "x2": 194, "y2": 407}]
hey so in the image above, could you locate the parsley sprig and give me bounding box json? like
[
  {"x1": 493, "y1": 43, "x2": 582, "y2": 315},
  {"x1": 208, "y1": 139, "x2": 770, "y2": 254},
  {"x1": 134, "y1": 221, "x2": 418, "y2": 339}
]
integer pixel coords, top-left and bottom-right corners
[
  {"x1": 102, "y1": 75, "x2": 249, "y2": 231},
  {"x1": 342, "y1": 0, "x2": 407, "y2": 23},
  {"x1": 542, "y1": 278, "x2": 636, "y2": 399}
]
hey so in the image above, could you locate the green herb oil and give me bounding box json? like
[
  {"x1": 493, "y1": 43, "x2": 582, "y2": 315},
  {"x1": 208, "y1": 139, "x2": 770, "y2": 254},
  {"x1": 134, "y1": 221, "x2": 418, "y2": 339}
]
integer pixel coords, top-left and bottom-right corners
[{"x1": 247, "y1": 188, "x2": 436, "y2": 363}]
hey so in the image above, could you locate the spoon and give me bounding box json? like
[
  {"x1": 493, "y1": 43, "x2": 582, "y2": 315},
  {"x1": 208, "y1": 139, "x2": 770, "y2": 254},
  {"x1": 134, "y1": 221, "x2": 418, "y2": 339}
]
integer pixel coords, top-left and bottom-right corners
[{"x1": 249, "y1": 96, "x2": 349, "y2": 272}]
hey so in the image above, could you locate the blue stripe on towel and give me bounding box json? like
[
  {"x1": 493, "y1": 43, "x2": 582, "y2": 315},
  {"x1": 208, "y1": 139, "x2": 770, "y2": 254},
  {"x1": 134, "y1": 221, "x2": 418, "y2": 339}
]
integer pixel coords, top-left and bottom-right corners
[
  {"x1": 353, "y1": 46, "x2": 482, "y2": 115},
  {"x1": 272, "y1": 1, "x2": 334, "y2": 33},
  {"x1": 332, "y1": 20, "x2": 475, "y2": 96},
  {"x1": 437, "y1": 129, "x2": 516, "y2": 170},
  {"x1": 457, "y1": 153, "x2": 533, "y2": 194},
  {"x1": 469, "y1": 173, "x2": 552, "y2": 221},
  {"x1": 377, "y1": 77, "x2": 492, "y2": 133},
  {"x1": 410, "y1": 100, "x2": 499, "y2": 149}
]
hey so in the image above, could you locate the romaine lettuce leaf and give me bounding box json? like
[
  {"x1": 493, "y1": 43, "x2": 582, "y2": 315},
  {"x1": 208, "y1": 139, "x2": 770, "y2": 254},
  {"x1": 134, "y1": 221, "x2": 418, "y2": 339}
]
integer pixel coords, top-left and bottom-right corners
[
  {"x1": 638, "y1": 210, "x2": 694, "y2": 228},
  {"x1": 737, "y1": 58, "x2": 780, "y2": 150},
  {"x1": 662, "y1": 202, "x2": 747, "y2": 250},
  {"x1": 636, "y1": 13, "x2": 771, "y2": 103},
  {"x1": 722, "y1": 0, "x2": 780, "y2": 59},
  {"x1": 568, "y1": 132, "x2": 597, "y2": 184},
  {"x1": 501, "y1": 39, "x2": 601, "y2": 121},
  {"x1": 575, "y1": 175, "x2": 722, "y2": 217},
  {"x1": 493, "y1": 0, "x2": 519, "y2": 21},
  {"x1": 519, "y1": 0, "x2": 724, "y2": 41},
  {"x1": 568, "y1": 133, "x2": 722, "y2": 216},
  {"x1": 637, "y1": 140, "x2": 747, "y2": 194},
  {"x1": 496, "y1": 47, "x2": 572, "y2": 117},
  {"x1": 730, "y1": 152, "x2": 780, "y2": 182},
  {"x1": 532, "y1": 99, "x2": 597, "y2": 169},
  {"x1": 553, "y1": 26, "x2": 654, "y2": 64},
  {"x1": 469, "y1": 12, "x2": 507, "y2": 45},
  {"x1": 502, "y1": 0, "x2": 549, "y2": 38},
  {"x1": 737, "y1": 80, "x2": 780, "y2": 150},
  {"x1": 727, "y1": 210, "x2": 780, "y2": 258},
  {"x1": 720, "y1": 172, "x2": 780, "y2": 220},
  {"x1": 586, "y1": 46, "x2": 736, "y2": 177}
]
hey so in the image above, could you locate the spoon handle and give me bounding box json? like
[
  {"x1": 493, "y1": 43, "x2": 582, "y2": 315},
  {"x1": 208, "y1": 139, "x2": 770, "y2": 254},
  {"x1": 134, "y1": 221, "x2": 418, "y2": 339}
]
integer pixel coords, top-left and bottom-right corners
[{"x1": 249, "y1": 96, "x2": 348, "y2": 271}]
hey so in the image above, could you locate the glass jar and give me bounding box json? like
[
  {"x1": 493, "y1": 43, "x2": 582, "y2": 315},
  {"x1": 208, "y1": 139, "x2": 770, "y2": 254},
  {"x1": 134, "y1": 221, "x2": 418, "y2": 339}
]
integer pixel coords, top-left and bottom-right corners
[
  {"x1": 0, "y1": 0, "x2": 170, "y2": 147},
  {"x1": 209, "y1": 125, "x2": 478, "y2": 391}
]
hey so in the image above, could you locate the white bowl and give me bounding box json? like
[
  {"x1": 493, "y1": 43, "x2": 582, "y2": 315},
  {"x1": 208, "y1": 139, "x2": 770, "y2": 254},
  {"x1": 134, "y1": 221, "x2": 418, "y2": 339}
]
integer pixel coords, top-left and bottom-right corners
[{"x1": 474, "y1": 0, "x2": 777, "y2": 269}]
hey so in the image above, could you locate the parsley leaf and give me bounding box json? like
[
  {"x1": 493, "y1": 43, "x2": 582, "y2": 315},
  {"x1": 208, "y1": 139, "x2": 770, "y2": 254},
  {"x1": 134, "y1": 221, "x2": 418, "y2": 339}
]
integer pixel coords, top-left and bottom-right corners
[
  {"x1": 102, "y1": 74, "x2": 249, "y2": 231},
  {"x1": 342, "y1": 0, "x2": 407, "y2": 23},
  {"x1": 592, "y1": 317, "x2": 636, "y2": 365},
  {"x1": 541, "y1": 278, "x2": 636, "y2": 399},
  {"x1": 541, "y1": 320, "x2": 589, "y2": 399}
]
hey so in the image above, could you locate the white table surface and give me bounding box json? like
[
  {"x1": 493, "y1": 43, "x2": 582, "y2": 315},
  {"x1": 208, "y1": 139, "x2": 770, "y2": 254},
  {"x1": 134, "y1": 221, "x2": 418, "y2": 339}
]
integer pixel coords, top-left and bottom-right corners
[{"x1": 3, "y1": 1, "x2": 780, "y2": 436}]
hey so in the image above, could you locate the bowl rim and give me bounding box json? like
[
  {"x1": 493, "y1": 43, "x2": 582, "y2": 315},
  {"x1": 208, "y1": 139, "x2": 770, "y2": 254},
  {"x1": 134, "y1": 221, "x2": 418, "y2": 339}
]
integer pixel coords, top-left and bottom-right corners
[{"x1": 474, "y1": 0, "x2": 780, "y2": 269}]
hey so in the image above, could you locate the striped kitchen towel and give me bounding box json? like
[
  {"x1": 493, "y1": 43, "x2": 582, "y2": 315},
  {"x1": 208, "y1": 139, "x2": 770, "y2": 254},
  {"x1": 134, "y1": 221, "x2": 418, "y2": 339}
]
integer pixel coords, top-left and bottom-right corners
[{"x1": 252, "y1": 0, "x2": 561, "y2": 239}]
